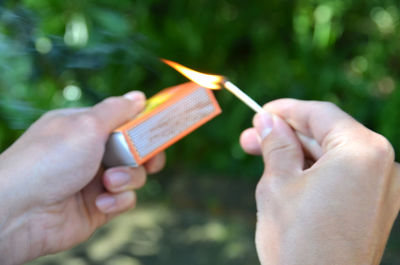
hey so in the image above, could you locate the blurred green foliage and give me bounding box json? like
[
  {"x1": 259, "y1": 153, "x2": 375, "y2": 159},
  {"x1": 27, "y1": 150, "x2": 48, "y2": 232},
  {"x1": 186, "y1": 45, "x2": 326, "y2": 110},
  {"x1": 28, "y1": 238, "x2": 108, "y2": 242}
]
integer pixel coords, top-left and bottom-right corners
[
  {"x1": 0, "y1": 0, "x2": 399, "y2": 179},
  {"x1": 2, "y1": 1, "x2": 400, "y2": 264}
]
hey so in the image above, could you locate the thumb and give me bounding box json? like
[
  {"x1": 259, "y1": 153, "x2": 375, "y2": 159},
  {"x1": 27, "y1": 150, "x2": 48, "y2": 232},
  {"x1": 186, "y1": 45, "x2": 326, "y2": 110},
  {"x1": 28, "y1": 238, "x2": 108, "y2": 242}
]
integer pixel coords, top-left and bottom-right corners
[
  {"x1": 90, "y1": 91, "x2": 146, "y2": 135},
  {"x1": 253, "y1": 111, "x2": 304, "y2": 176}
]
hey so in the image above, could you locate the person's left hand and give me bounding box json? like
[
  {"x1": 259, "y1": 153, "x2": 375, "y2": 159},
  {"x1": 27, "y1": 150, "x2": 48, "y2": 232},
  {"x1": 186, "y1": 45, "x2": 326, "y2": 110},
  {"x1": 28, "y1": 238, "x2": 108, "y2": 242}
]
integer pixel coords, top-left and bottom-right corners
[{"x1": 0, "y1": 91, "x2": 166, "y2": 265}]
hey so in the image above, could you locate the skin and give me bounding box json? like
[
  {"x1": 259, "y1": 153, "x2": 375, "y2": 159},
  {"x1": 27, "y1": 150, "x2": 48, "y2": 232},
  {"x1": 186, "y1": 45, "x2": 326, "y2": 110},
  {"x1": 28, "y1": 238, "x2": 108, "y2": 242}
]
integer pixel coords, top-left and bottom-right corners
[
  {"x1": 0, "y1": 95, "x2": 399, "y2": 265},
  {"x1": 240, "y1": 99, "x2": 400, "y2": 265},
  {"x1": 0, "y1": 91, "x2": 166, "y2": 265}
]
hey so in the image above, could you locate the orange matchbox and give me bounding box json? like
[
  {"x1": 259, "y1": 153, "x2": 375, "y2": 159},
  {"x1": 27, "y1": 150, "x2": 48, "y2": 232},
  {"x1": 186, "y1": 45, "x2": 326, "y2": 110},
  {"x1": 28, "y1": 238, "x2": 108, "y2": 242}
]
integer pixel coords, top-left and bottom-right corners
[{"x1": 102, "y1": 82, "x2": 221, "y2": 167}]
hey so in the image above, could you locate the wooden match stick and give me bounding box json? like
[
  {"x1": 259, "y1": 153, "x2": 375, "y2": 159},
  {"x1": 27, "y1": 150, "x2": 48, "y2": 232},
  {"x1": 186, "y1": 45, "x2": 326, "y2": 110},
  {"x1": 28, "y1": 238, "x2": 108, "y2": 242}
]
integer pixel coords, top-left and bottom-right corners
[{"x1": 223, "y1": 81, "x2": 264, "y2": 113}]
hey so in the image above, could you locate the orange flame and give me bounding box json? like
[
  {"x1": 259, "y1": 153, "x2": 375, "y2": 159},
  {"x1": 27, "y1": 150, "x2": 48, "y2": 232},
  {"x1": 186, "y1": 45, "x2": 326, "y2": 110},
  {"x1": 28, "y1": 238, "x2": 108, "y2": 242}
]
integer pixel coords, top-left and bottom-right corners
[{"x1": 162, "y1": 59, "x2": 224, "y2": 90}]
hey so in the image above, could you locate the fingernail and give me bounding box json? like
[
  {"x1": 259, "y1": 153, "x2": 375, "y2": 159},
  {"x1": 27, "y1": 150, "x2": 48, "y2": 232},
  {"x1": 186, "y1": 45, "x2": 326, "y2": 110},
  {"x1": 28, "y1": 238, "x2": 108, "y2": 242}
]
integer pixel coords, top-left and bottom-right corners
[
  {"x1": 254, "y1": 111, "x2": 274, "y2": 139},
  {"x1": 123, "y1": 91, "x2": 145, "y2": 101},
  {"x1": 96, "y1": 196, "x2": 115, "y2": 212},
  {"x1": 109, "y1": 171, "x2": 130, "y2": 187}
]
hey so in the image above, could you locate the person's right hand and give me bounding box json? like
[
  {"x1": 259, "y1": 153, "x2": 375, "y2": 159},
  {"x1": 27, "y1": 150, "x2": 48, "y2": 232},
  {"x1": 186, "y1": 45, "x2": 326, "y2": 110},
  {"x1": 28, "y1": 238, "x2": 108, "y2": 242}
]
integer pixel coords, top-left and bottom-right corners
[{"x1": 240, "y1": 99, "x2": 400, "y2": 265}]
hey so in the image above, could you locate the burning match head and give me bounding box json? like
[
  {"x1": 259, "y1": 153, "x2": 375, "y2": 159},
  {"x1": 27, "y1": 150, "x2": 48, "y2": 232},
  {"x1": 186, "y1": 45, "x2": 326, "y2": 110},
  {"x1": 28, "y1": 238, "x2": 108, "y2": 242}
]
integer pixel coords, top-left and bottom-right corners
[
  {"x1": 162, "y1": 58, "x2": 264, "y2": 113},
  {"x1": 162, "y1": 59, "x2": 227, "y2": 90}
]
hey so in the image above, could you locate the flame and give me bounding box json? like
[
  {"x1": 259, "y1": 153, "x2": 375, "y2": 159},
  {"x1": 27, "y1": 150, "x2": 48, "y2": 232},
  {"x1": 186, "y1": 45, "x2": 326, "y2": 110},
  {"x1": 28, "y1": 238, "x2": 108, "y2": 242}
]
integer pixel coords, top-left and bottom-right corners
[{"x1": 162, "y1": 59, "x2": 224, "y2": 90}]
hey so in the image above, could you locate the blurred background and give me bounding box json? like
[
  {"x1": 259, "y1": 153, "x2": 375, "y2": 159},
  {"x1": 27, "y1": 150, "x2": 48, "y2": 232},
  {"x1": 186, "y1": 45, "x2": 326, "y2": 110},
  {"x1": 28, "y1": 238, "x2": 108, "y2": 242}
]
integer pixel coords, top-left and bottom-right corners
[{"x1": 1, "y1": 0, "x2": 399, "y2": 264}]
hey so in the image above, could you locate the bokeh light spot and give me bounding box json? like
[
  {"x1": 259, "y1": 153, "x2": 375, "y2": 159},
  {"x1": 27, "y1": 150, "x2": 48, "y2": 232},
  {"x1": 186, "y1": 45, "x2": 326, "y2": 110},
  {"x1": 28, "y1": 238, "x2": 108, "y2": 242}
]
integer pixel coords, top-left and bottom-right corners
[
  {"x1": 351, "y1": 56, "x2": 368, "y2": 74},
  {"x1": 35, "y1": 37, "x2": 52, "y2": 54},
  {"x1": 64, "y1": 14, "x2": 88, "y2": 47},
  {"x1": 314, "y1": 5, "x2": 333, "y2": 23},
  {"x1": 371, "y1": 7, "x2": 395, "y2": 34},
  {"x1": 377, "y1": 76, "x2": 395, "y2": 95},
  {"x1": 63, "y1": 85, "x2": 82, "y2": 101}
]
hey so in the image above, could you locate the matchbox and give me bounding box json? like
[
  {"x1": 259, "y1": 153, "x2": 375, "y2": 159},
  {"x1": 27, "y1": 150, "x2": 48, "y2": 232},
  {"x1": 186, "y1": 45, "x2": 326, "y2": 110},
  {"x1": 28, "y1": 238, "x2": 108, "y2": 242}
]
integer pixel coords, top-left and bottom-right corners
[{"x1": 103, "y1": 82, "x2": 221, "y2": 167}]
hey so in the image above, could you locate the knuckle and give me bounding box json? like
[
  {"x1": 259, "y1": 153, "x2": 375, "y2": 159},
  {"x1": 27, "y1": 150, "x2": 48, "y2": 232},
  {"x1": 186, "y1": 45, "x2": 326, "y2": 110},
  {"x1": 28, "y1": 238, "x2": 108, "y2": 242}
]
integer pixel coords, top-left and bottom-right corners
[
  {"x1": 38, "y1": 114, "x2": 71, "y2": 136},
  {"x1": 255, "y1": 181, "x2": 268, "y2": 202},
  {"x1": 255, "y1": 177, "x2": 273, "y2": 202},
  {"x1": 255, "y1": 170, "x2": 288, "y2": 203},
  {"x1": 317, "y1": 101, "x2": 339, "y2": 112},
  {"x1": 348, "y1": 132, "x2": 395, "y2": 168},
  {"x1": 41, "y1": 110, "x2": 57, "y2": 119},
  {"x1": 366, "y1": 133, "x2": 395, "y2": 164},
  {"x1": 75, "y1": 113, "x2": 103, "y2": 133},
  {"x1": 40, "y1": 109, "x2": 65, "y2": 121},
  {"x1": 102, "y1": 96, "x2": 123, "y2": 107},
  {"x1": 264, "y1": 141, "x2": 297, "y2": 159}
]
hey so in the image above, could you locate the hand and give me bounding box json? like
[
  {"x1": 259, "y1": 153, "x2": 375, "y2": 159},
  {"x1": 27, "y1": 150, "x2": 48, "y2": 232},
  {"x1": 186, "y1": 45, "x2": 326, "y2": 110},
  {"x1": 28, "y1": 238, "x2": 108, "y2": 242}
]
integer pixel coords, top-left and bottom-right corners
[
  {"x1": 240, "y1": 99, "x2": 400, "y2": 265},
  {"x1": 0, "y1": 91, "x2": 166, "y2": 265}
]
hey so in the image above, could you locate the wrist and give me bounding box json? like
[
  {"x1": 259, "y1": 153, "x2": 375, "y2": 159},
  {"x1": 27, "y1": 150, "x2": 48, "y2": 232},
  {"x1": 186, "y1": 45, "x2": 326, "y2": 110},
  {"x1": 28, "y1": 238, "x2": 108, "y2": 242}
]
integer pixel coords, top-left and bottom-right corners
[
  {"x1": 0, "y1": 175, "x2": 45, "y2": 264},
  {"x1": 0, "y1": 211, "x2": 44, "y2": 265}
]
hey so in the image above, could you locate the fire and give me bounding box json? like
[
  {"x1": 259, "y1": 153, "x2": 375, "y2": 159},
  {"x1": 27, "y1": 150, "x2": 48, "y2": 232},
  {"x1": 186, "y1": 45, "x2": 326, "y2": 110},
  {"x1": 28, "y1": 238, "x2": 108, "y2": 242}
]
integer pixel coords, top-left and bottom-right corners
[
  {"x1": 162, "y1": 58, "x2": 264, "y2": 113},
  {"x1": 162, "y1": 59, "x2": 224, "y2": 90}
]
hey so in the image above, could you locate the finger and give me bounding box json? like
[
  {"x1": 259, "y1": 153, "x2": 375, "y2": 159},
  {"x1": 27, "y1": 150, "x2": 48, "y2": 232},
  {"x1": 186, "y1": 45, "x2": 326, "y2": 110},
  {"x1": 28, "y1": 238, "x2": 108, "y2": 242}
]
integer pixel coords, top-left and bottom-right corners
[
  {"x1": 295, "y1": 131, "x2": 323, "y2": 160},
  {"x1": 264, "y1": 99, "x2": 364, "y2": 152},
  {"x1": 81, "y1": 169, "x2": 110, "y2": 228},
  {"x1": 95, "y1": 191, "x2": 136, "y2": 214},
  {"x1": 103, "y1": 166, "x2": 147, "y2": 193},
  {"x1": 240, "y1": 127, "x2": 323, "y2": 161},
  {"x1": 240, "y1": 128, "x2": 262, "y2": 155},
  {"x1": 253, "y1": 111, "x2": 304, "y2": 176},
  {"x1": 90, "y1": 91, "x2": 146, "y2": 133},
  {"x1": 144, "y1": 152, "x2": 166, "y2": 174}
]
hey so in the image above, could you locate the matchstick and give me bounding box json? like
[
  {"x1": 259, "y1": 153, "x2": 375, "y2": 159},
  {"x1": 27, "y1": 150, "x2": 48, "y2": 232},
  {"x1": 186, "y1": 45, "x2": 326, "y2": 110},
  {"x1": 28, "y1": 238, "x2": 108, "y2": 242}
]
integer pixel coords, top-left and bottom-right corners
[{"x1": 223, "y1": 81, "x2": 264, "y2": 113}]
